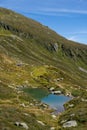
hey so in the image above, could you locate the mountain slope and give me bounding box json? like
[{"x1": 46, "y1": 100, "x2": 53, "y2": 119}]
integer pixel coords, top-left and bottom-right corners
[
  {"x1": 0, "y1": 8, "x2": 87, "y2": 88},
  {"x1": 0, "y1": 7, "x2": 87, "y2": 130}
]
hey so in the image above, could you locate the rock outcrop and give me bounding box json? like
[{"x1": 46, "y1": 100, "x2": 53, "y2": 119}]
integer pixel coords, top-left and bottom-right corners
[
  {"x1": 63, "y1": 120, "x2": 77, "y2": 128},
  {"x1": 14, "y1": 122, "x2": 29, "y2": 129}
]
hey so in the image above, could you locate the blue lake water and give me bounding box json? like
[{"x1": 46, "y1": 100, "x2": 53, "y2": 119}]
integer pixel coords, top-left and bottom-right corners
[
  {"x1": 23, "y1": 88, "x2": 71, "y2": 114},
  {"x1": 41, "y1": 94, "x2": 71, "y2": 113}
]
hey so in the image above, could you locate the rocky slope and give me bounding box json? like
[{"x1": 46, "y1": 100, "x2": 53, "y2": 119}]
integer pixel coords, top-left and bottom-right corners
[{"x1": 0, "y1": 7, "x2": 87, "y2": 130}]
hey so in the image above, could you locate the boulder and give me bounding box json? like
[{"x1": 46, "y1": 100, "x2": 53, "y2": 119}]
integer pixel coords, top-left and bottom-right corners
[
  {"x1": 20, "y1": 122, "x2": 29, "y2": 130},
  {"x1": 81, "y1": 98, "x2": 87, "y2": 102},
  {"x1": 69, "y1": 104, "x2": 74, "y2": 107},
  {"x1": 70, "y1": 113, "x2": 75, "y2": 117},
  {"x1": 66, "y1": 92, "x2": 71, "y2": 97},
  {"x1": 14, "y1": 122, "x2": 29, "y2": 129},
  {"x1": 30, "y1": 103, "x2": 33, "y2": 106},
  {"x1": 61, "y1": 120, "x2": 67, "y2": 124},
  {"x1": 20, "y1": 103, "x2": 26, "y2": 107},
  {"x1": 23, "y1": 113, "x2": 29, "y2": 116},
  {"x1": 14, "y1": 122, "x2": 20, "y2": 126},
  {"x1": 63, "y1": 120, "x2": 77, "y2": 128},
  {"x1": 37, "y1": 120, "x2": 45, "y2": 126},
  {"x1": 50, "y1": 87, "x2": 55, "y2": 91},
  {"x1": 51, "y1": 114, "x2": 56, "y2": 119},
  {"x1": 50, "y1": 127, "x2": 55, "y2": 130},
  {"x1": 53, "y1": 90, "x2": 61, "y2": 94}
]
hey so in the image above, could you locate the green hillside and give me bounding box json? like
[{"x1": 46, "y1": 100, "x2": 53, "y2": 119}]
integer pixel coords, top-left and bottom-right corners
[{"x1": 0, "y1": 7, "x2": 87, "y2": 130}]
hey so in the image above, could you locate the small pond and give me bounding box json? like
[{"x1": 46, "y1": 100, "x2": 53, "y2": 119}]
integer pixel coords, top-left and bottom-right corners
[
  {"x1": 41, "y1": 94, "x2": 71, "y2": 114},
  {"x1": 23, "y1": 88, "x2": 71, "y2": 114}
]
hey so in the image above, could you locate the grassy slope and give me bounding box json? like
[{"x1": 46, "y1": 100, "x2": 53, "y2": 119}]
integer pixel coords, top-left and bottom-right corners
[{"x1": 0, "y1": 7, "x2": 87, "y2": 130}]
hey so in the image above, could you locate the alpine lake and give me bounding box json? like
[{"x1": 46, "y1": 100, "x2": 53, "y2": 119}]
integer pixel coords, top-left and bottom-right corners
[{"x1": 23, "y1": 87, "x2": 71, "y2": 114}]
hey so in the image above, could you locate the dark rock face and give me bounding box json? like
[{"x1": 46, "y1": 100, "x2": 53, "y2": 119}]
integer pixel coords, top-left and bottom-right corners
[
  {"x1": 53, "y1": 43, "x2": 58, "y2": 52},
  {"x1": 0, "y1": 21, "x2": 33, "y2": 39},
  {"x1": 0, "y1": 22, "x2": 19, "y2": 33},
  {"x1": 46, "y1": 43, "x2": 58, "y2": 52}
]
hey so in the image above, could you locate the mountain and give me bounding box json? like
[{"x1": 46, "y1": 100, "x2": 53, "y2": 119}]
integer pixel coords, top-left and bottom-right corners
[{"x1": 0, "y1": 7, "x2": 87, "y2": 130}]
